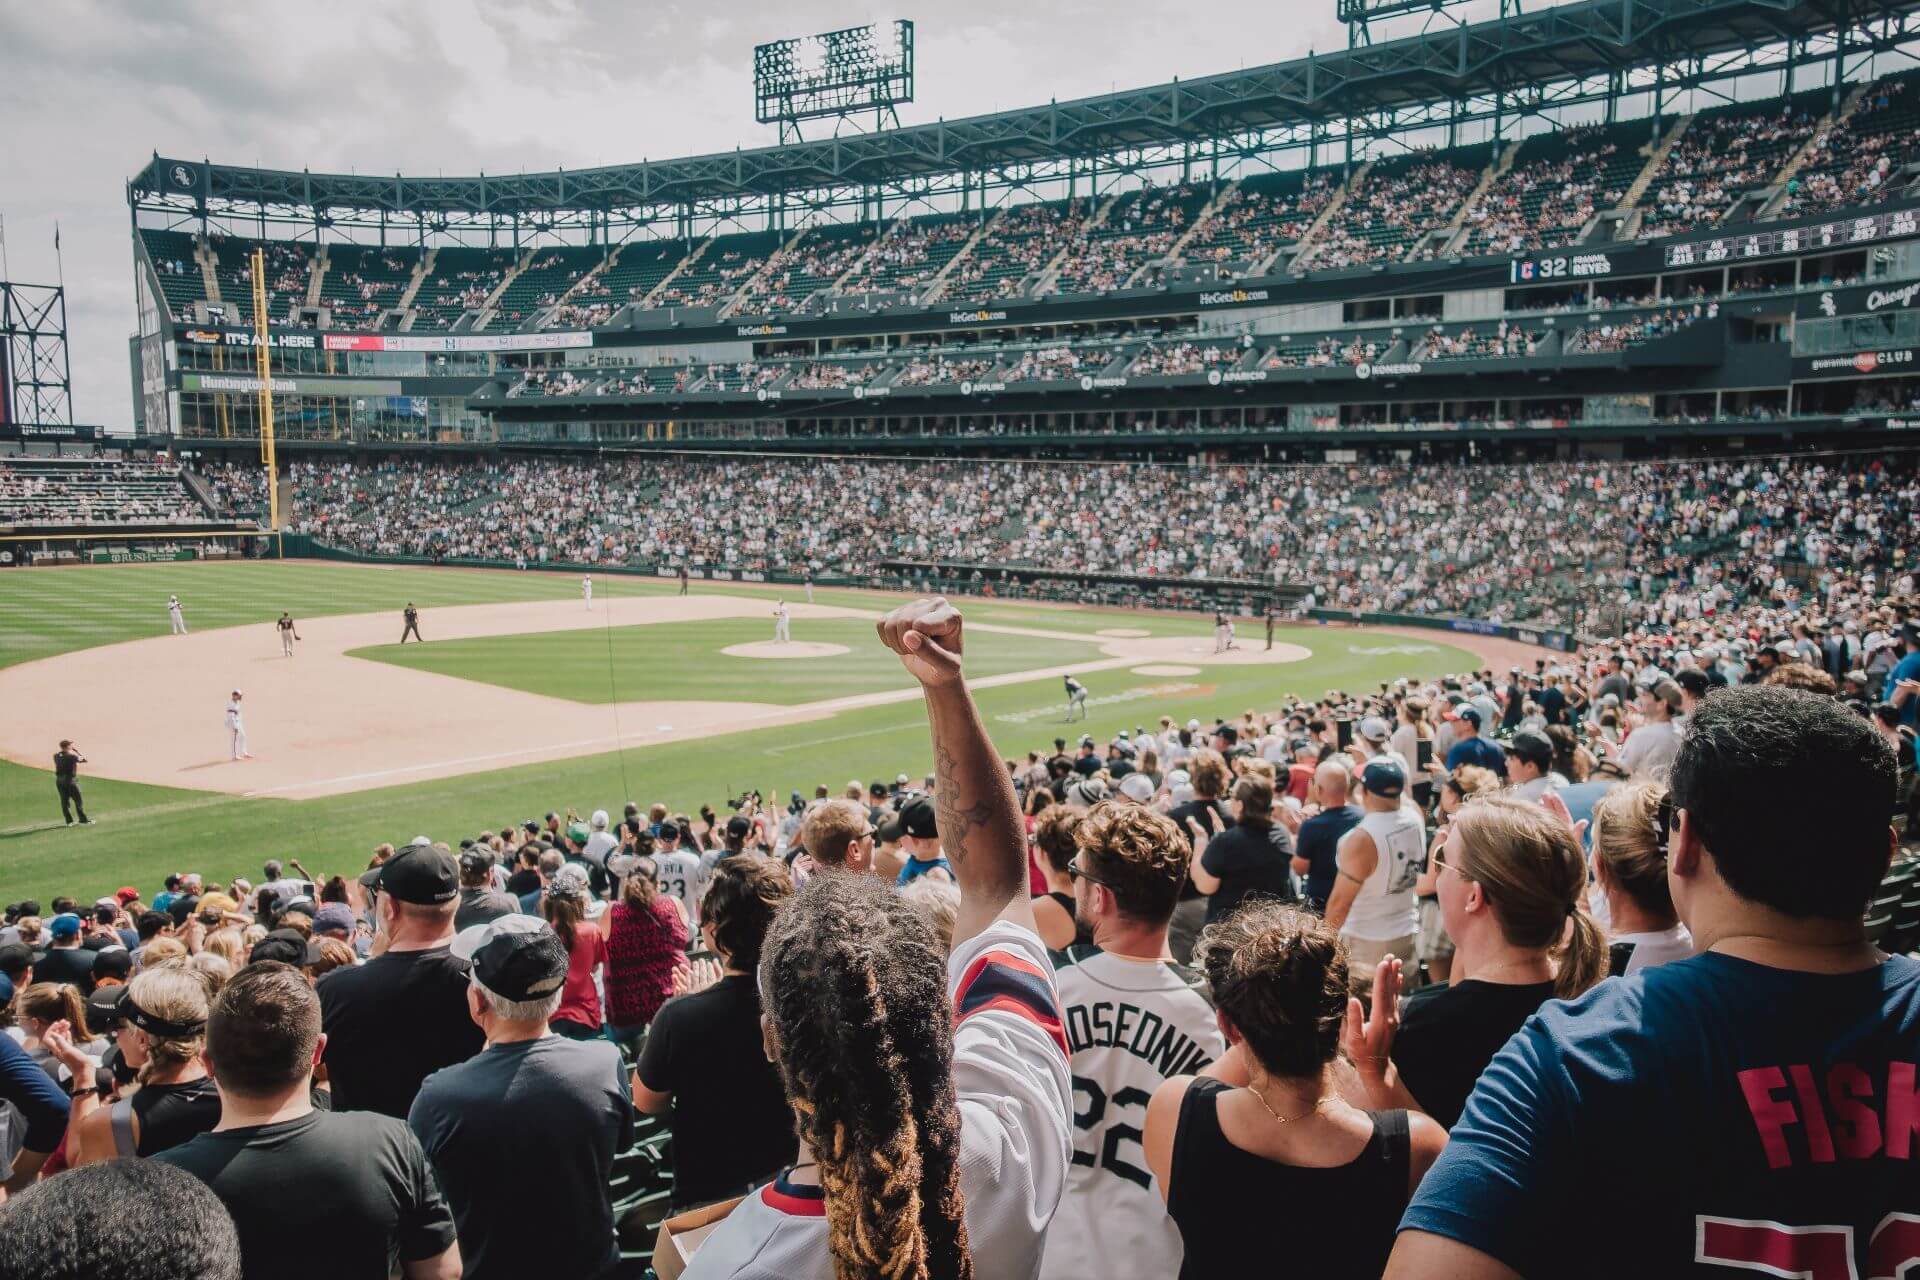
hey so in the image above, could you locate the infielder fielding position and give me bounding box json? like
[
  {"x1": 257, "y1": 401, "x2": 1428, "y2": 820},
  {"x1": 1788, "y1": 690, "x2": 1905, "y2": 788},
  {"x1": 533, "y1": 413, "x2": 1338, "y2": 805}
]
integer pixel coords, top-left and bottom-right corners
[
  {"x1": 1063, "y1": 675, "x2": 1089, "y2": 722},
  {"x1": 276, "y1": 611, "x2": 301, "y2": 657},
  {"x1": 226, "y1": 690, "x2": 251, "y2": 760},
  {"x1": 773, "y1": 600, "x2": 791, "y2": 644},
  {"x1": 401, "y1": 602, "x2": 423, "y2": 643},
  {"x1": 583, "y1": 574, "x2": 593, "y2": 610},
  {"x1": 167, "y1": 594, "x2": 188, "y2": 635}
]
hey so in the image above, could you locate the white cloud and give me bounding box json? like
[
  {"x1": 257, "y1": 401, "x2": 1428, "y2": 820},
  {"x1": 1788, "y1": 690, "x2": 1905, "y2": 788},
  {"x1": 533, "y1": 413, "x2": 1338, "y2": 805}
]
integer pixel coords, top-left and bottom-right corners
[{"x1": 0, "y1": 0, "x2": 1536, "y2": 429}]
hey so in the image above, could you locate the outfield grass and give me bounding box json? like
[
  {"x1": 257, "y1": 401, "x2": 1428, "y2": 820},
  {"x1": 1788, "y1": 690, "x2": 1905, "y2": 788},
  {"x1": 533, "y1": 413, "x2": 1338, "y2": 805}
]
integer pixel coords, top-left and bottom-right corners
[
  {"x1": 0, "y1": 561, "x2": 1480, "y2": 905},
  {"x1": 352, "y1": 617, "x2": 1102, "y2": 704}
]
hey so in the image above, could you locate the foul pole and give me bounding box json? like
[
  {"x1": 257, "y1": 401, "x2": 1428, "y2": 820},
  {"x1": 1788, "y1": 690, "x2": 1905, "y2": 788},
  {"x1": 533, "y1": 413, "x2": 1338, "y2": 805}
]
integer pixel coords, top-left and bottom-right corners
[{"x1": 250, "y1": 247, "x2": 282, "y2": 557}]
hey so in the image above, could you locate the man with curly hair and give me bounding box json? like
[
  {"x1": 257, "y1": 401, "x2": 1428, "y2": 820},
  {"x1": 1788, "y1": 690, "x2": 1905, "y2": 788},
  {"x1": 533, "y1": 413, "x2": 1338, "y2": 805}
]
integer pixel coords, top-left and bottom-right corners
[{"x1": 1040, "y1": 801, "x2": 1225, "y2": 1280}]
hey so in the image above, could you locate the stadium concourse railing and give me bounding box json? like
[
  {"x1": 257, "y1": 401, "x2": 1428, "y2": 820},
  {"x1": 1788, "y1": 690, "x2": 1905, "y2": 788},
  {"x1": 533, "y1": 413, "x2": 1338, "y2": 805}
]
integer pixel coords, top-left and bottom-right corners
[{"x1": 273, "y1": 535, "x2": 1578, "y2": 649}]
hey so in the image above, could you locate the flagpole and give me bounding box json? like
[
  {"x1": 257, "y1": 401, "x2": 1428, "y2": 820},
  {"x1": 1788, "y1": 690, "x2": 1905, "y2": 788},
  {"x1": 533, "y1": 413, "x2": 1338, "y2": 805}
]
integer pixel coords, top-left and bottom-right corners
[
  {"x1": 54, "y1": 222, "x2": 64, "y2": 288},
  {"x1": 0, "y1": 212, "x2": 10, "y2": 281}
]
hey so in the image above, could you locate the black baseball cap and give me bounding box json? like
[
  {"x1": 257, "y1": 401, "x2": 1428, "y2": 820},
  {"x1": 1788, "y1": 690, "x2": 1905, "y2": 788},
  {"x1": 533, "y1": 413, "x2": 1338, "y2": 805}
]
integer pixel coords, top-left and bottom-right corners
[
  {"x1": 878, "y1": 796, "x2": 938, "y2": 842},
  {"x1": 1504, "y1": 729, "x2": 1555, "y2": 770},
  {"x1": 248, "y1": 929, "x2": 309, "y2": 968},
  {"x1": 452, "y1": 915, "x2": 568, "y2": 1002},
  {"x1": 1360, "y1": 759, "x2": 1408, "y2": 799},
  {"x1": 358, "y1": 841, "x2": 458, "y2": 905},
  {"x1": 0, "y1": 941, "x2": 33, "y2": 978}
]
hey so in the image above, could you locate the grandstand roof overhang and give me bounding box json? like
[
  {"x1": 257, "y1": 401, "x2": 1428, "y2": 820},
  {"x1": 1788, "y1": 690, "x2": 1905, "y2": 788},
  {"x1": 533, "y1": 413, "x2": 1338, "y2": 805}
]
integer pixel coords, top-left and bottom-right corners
[{"x1": 131, "y1": 0, "x2": 1920, "y2": 220}]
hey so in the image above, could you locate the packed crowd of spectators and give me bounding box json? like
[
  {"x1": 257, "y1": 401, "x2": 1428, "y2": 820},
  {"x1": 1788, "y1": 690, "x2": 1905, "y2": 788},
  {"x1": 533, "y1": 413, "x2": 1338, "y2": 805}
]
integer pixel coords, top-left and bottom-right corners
[
  {"x1": 1301, "y1": 158, "x2": 1484, "y2": 271},
  {"x1": 1410, "y1": 324, "x2": 1542, "y2": 361},
  {"x1": 1461, "y1": 125, "x2": 1631, "y2": 255},
  {"x1": 202, "y1": 452, "x2": 1920, "y2": 635},
  {"x1": 5, "y1": 585, "x2": 1916, "y2": 1280},
  {"x1": 1639, "y1": 99, "x2": 1823, "y2": 238},
  {"x1": 1784, "y1": 73, "x2": 1920, "y2": 216},
  {"x1": 1562, "y1": 304, "x2": 1710, "y2": 354}
]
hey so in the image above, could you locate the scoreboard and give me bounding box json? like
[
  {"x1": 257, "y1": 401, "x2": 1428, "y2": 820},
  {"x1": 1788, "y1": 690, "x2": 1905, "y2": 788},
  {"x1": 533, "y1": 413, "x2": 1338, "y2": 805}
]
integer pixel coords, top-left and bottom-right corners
[
  {"x1": 1510, "y1": 204, "x2": 1920, "y2": 284},
  {"x1": 1663, "y1": 207, "x2": 1920, "y2": 268}
]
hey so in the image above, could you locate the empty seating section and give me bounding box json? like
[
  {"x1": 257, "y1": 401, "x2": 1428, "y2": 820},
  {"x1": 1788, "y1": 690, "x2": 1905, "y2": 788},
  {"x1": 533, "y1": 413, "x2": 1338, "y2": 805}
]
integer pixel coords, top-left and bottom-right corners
[
  {"x1": 488, "y1": 246, "x2": 605, "y2": 331},
  {"x1": 1461, "y1": 122, "x2": 1648, "y2": 255},
  {"x1": 731, "y1": 222, "x2": 883, "y2": 316},
  {"x1": 1786, "y1": 70, "x2": 1920, "y2": 215},
  {"x1": 1636, "y1": 89, "x2": 1827, "y2": 238},
  {"x1": 141, "y1": 228, "x2": 206, "y2": 319},
  {"x1": 410, "y1": 247, "x2": 518, "y2": 330},
  {"x1": 838, "y1": 213, "x2": 978, "y2": 295},
  {"x1": 0, "y1": 459, "x2": 215, "y2": 528},
  {"x1": 1299, "y1": 149, "x2": 1488, "y2": 270},
  {"x1": 656, "y1": 230, "x2": 784, "y2": 309},
  {"x1": 1181, "y1": 170, "x2": 1336, "y2": 268},
  {"x1": 1048, "y1": 183, "x2": 1211, "y2": 294},
  {"x1": 205, "y1": 234, "x2": 313, "y2": 326},
  {"x1": 318, "y1": 245, "x2": 419, "y2": 330},
  {"x1": 945, "y1": 198, "x2": 1093, "y2": 301}
]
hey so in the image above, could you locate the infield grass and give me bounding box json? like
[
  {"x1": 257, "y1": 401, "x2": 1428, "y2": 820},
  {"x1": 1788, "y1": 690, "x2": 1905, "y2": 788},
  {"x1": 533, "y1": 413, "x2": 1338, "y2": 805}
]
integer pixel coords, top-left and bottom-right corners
[{"x1": 0, "y1": 561, "x2": 1479, "y2": 904}]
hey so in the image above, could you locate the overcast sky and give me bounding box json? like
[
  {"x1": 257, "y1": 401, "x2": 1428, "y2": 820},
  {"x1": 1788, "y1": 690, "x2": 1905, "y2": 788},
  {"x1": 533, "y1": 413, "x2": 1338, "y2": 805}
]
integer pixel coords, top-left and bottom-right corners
[{"x1": 4, "y1": 0, "x2": 1559, "y2": 429}]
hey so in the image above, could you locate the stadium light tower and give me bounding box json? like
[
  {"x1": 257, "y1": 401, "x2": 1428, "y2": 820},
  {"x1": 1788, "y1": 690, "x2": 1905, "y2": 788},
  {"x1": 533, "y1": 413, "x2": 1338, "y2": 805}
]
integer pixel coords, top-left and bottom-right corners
[
  {"x1": 0, "y1": 279, "x2": 74, "y2": 439},
  {"x1": 754, "y1": 20, "x2": 915, "y2": 144},
  {"x1": 1339, "y1": 0, "x2": 1523, "y2": 47}
]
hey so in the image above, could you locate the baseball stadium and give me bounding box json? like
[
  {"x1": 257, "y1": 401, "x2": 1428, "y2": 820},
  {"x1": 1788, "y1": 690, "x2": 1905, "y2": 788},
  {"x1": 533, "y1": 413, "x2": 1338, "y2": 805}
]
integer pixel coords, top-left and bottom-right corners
[{"x1": 5, "y1": 2, "x2": 1920, "y2": 1276}]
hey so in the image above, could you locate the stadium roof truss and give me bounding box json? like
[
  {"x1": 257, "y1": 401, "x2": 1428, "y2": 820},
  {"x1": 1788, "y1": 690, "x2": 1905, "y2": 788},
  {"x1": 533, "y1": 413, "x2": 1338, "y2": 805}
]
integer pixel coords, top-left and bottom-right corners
[{"x1": 130, "y1": 0, "x2": 1920, "y2": 244}]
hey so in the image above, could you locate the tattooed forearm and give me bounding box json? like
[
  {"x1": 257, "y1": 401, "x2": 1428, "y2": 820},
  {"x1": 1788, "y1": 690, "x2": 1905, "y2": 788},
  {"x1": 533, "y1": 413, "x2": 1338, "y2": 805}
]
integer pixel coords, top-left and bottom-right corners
[
  {"x1": 924, "y1": 683, "x2": 1026, "y2": 909},
  {"x1": 934, "y1": 741, "x2": 996, "y2": 872}
]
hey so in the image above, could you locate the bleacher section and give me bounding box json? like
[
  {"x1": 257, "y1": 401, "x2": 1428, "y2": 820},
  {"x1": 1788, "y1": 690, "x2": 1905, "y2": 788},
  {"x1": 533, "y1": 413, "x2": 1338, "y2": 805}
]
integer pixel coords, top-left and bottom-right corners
[
  {"x1": 1635, "y1": 89, "x2": 1828, "y2": 238},
  {"x1": 656, "y1": 229, "x2": 784, "y2": 310},
  {"x1": 1299, "y1": 148, "x2": 1490, "y2": 270},
  {"x1": 410, "y1": 246, "x2": 517, "y2": 330},
  {"x1": 837, "y1": 213, "x2": 977, "y2": 297},
  {"x1": 1786, "y1": 70, "x2": 1920, "y2": 216},
  {"x1": 204, "y1": 234, "x2": 314, "y2": 327},
  {"x1": 487, "y1": 246, "x2": 604, "y2": 331},
  {"x1": 0, "y1": 459, "x2": 224, "y2": 528},
  {"x1": 318, "y1": 245, "x2": 419, "y2": 330},
  {"x1": 731, "y1": 221, "x2": 883, "y2": 316},
  {"x1": 1048, "y1": 183, "x2": 1211, "y2": 294},
  {"x1": 140, "y1": 228, "x2": 206, "y2": 320},
  {"x1": 1179, "y1": 170, "x2": 1336, "y2": 270},
  {"x1": 547, "y1": 240, "x2": 696, "y2": 328},
  {"x1": 945, "y1": 198, "x2": 1093, "y2": 301},
  {"x1": 1460, "y1": 122, "x2": 1650, "y2": 255}
]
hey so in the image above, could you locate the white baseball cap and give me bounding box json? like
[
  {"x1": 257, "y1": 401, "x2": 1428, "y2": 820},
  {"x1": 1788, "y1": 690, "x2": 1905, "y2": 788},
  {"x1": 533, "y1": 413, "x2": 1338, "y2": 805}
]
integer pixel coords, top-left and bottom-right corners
[{"x1": 1118, "y1": 773, "x2": 1156, "y2": 803}]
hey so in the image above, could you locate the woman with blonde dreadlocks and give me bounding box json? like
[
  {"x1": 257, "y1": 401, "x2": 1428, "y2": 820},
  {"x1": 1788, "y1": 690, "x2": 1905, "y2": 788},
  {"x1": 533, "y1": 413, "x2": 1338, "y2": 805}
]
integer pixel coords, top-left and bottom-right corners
[{"x1": 685, "y1": 598, "x2": 1072, "y2": 1280}]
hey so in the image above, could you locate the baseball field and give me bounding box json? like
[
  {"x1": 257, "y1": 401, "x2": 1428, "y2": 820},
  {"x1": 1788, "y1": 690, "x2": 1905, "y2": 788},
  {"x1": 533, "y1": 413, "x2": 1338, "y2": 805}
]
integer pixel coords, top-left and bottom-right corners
[{"x1": 0, "y1": 560, "x2": 1509, "y2": 905}]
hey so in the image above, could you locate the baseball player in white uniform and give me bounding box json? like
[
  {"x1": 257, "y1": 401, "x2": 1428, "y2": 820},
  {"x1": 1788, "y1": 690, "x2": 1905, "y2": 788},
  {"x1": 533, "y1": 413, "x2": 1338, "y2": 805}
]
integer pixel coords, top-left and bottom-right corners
[
  {"x1": 582, "y1": 575, "x2": 593, "y2": 610},
  {"x1": 167, "y1": 595, "x2": 187, "y2": 635},
  {"x1": 773, "y1": 600, "x2": 791, "y2": 644},
  {"x1": 226, "y1": 690, "x2": 251, "y2": 760}
]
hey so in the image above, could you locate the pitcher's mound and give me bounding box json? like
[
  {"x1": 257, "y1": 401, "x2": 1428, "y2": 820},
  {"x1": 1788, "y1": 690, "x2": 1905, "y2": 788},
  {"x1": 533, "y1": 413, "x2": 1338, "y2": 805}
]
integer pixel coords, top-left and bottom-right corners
[{"x1": 721, "y1": 641, "x2": 851, "y2": 659}]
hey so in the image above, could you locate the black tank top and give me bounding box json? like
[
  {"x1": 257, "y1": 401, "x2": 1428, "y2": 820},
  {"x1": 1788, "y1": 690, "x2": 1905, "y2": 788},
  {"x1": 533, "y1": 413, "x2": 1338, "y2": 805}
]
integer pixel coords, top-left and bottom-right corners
[
  {"x1": 1166, "y1": 1077, "x2": 1411, "y2": 1280},
  {"x1": 131, "y1": 1077, "x2": 222, "y2": 1157},
  {"x1": 1043, "y1": 891, "x2": 1094, "y2": 949}
]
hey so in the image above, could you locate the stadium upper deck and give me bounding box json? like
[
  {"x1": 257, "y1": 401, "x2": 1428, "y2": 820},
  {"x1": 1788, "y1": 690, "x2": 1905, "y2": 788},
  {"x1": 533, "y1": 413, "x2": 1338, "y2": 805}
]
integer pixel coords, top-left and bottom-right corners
[{"x1": 128, "y1": 1, "x2": 1920, "y2": 340}]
